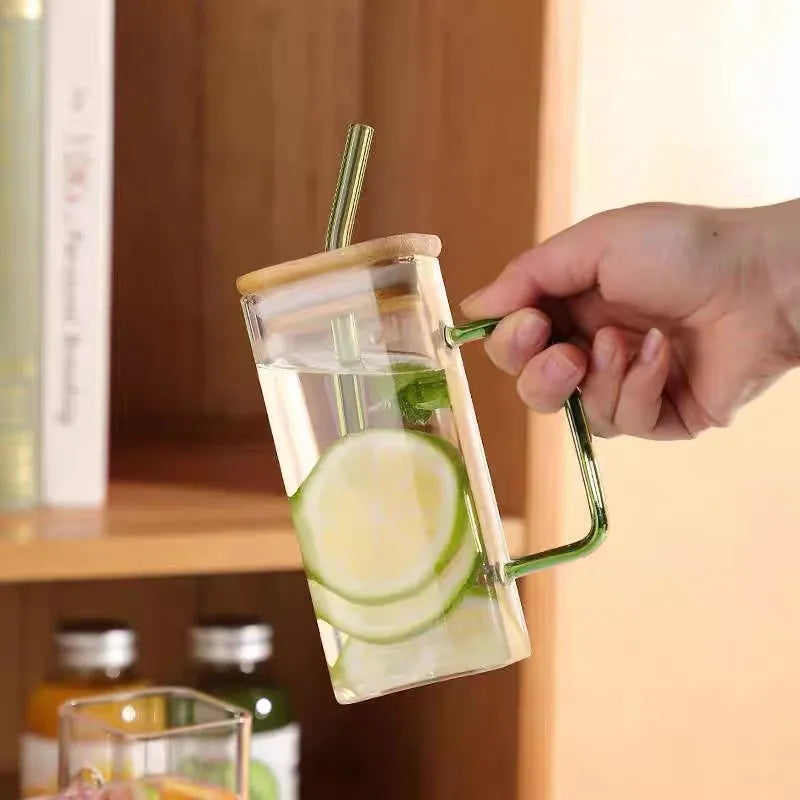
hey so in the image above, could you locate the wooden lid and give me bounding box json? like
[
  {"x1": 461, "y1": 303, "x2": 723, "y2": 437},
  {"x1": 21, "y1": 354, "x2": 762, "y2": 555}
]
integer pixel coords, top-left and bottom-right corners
[{"x1": 236, "y1": 233, "x2": 442, "y2": 296}]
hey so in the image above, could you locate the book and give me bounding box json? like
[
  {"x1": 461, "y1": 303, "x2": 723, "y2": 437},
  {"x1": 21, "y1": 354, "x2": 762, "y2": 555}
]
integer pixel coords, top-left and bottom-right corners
[
  {"x1": 41, "y1": 0, "x2": 114, "y2": 506},
  {"x1": 0, "y1": 0, "x2": 43, "y2": 510}
]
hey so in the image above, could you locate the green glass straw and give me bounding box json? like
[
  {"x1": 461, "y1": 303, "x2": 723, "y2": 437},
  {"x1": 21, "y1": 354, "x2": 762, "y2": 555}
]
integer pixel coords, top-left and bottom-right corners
[{"x1": 325, "y1": 123, "x2": 374, "y2": 436}]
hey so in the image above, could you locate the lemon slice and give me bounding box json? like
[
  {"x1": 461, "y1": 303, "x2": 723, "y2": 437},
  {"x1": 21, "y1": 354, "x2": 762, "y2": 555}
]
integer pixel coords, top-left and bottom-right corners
[
  {"x1": 337, "y1": 594, "x2": 526, "y2": 697},
  {"x1": 292, "y1": 429, "x2": 467, "y2": 603},
  {"x1": 309, "y1": 530, "x2": 479, "y2": 643}
]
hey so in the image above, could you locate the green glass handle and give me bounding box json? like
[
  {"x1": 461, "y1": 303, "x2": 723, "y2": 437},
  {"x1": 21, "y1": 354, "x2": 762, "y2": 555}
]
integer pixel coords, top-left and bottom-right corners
[{"x1": 444, "y1": 318, "x2": 608, "y2": 579}]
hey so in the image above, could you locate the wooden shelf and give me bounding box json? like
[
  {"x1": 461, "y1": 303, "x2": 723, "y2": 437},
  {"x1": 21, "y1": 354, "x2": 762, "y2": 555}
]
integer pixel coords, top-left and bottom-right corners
[
  {"x1": 0, "y1": 481, "x2": 526, "y2": 584},
  {"x1": 0, "y1": 482, "x2": 299, "y2": 584},
  {"x1": 0, "y1": 433, "x2": 527, "y2": 583}
]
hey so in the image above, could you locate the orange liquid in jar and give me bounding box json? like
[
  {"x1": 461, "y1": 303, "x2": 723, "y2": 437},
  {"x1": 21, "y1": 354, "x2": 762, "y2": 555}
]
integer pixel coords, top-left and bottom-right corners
[
  {"x1": 25, "y1": 677, "x2": 148, "y2": 739},
  {"x1": 20, "y1": 622, "x2": 147, "y2": 799},
  {"x1": 22, "y1": 678, "x2": 148, "y2": 798}
]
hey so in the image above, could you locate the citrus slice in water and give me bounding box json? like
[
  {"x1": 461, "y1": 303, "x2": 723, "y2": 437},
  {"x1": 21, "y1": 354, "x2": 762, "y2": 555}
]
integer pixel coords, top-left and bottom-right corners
[
  {"x1": 292, "y1": 429, "x2": 467, "y2": 603},
  {"x1": 308, "y1": 530, "x2": 479, "y2": 643},
  {"x1": 337, "y1": 593, "x2": 527, "y2": 697}
]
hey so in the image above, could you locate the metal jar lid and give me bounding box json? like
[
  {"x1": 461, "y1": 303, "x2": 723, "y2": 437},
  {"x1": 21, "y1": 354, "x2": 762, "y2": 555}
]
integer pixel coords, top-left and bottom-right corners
[
  {"x1": 191, "y1": 616, "x2": 273, "y2": 666},
  {"x1": 55, "y1": 619, "x2": 137, "y2": 671}
]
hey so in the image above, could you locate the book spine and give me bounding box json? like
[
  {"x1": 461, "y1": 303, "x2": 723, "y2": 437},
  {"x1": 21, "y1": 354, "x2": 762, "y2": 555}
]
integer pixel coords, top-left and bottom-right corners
[
  {"x1": 41, "y1": 0, "x2": 114, "y2": 506},
  {"x1": 0, "y1": 0, "x2": 43, "y2": 510}
]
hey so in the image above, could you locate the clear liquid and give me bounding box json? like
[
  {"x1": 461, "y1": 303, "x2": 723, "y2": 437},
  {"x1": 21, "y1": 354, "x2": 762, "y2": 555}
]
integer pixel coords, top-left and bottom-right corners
[{"x1": 258, "y1": 353, "x2": 530, "y2": 703}]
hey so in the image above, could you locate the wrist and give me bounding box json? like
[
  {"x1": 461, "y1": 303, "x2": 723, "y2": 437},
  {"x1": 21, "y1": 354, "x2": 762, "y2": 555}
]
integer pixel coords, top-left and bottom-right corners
[{"x1": 734, "y1": 200, "x2": 800, "y2": 364}]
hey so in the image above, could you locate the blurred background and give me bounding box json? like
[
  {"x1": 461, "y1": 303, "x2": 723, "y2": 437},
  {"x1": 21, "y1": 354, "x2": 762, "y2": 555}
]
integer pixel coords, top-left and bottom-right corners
[
  {"x1": 1, "y1": 0, "x2": 799, "y2": 798},
  {"x1": 558, "y1": 2, "x2": 800, "y2": 799}
]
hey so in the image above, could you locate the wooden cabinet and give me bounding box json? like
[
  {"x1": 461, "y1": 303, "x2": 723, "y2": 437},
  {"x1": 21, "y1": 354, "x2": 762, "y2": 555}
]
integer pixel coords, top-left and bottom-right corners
[{"x1": 0, "y1": 2, "x2": 571, "y2": 797}]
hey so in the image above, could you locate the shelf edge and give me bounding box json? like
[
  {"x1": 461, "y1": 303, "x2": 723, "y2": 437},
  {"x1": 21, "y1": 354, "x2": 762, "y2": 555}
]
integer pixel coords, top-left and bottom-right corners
[{"x1": 0, "y1": 516, "x2": 526, "y2": 584}]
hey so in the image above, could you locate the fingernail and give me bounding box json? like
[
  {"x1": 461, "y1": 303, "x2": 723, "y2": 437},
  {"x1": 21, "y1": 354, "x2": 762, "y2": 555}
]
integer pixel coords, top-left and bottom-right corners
[
  {"x1": 514, "y1": 312, "x2": 548, "y2": 350},
  {"x1": 592, "y1": 334, "x2": 616, "y2": 370},
  {"x1": 640, "y1": 328, "x2": 664, "y2": 364},
  {"x1": 544, "y1": 350, "x2": 581, "y2": 384}
]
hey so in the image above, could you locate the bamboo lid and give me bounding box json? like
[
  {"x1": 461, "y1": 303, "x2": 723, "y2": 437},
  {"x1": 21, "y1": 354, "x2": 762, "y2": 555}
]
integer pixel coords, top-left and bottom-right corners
[{"x1": 236, "y1": 233, "x2": 442, "y2": 296}]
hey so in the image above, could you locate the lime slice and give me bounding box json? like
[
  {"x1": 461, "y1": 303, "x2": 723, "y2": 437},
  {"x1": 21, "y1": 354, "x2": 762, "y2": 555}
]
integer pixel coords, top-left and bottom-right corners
[
  {"x1": 338, "y1": 593, "x2": 526, "y2": 697},
  {"x1": 131, "y1": 784, "x2": 162, "y2": 800},
  {"x1": 249, "y1": 761, "x2": 280, "y2": 800},
  {"x1": 309, "y1": 529, "x2": 479, "y2": 643},
  {"x1": 292, "y1": 429, "x2": 467, "y2": 603}
]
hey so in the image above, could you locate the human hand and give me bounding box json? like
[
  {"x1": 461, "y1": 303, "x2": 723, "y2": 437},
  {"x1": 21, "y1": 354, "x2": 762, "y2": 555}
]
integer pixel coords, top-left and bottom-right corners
[{"x1": 462, "y1": 201, "x2": 800, "y2": 439}]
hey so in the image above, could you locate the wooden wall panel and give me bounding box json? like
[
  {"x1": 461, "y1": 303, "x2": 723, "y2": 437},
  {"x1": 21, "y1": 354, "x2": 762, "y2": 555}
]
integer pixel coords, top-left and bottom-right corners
[
  {"x1": 357, "y1": 5, "x2": 545, "y2": 800},
  {"x1": 0, "y1": 586, "x2": 22, "y2": 776},
  {"x1": 17, "y1": 578, "x2": 198, "y2": 692},
  {"x1": 201, "y1": 0, "x2": 364, "y2": 420},
  {"x1": 519, "y1": 2, "x2": 583, "y2": 798},
  {"x1": 111, "y1": 0, "x2": 205, "y2": 432},
  {"x1": 360, "y1": 0, "x2": 544, "y2": 516},
  {"x1": 111, "y1": 0, "x2": 542, "y2": 514},
  {"x1": 112, "y1": 0, "x2": 364, "y2": 438}
]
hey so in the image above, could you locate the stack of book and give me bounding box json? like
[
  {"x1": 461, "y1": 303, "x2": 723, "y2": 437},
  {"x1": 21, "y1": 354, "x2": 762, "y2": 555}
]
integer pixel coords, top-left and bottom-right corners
[{"x1": 0, "y1": 0, "x2": 114, "y2": 510}]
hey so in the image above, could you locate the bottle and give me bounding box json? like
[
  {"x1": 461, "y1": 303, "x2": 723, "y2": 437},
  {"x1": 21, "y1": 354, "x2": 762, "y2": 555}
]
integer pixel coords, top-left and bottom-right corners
[
  {"x1": 191, "y1": 617, "x2": 300, "y2": 800},
  {"x1": 20, "y1": 620, "x2": 144, "y2": 798}
]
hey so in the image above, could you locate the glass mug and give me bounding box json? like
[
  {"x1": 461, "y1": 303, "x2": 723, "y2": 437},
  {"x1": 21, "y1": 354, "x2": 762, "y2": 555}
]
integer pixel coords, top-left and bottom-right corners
[
  {"x1": 237, "y1": 233, "x2": 607, "y2": 704},
  {"x1": 58, "y1": 687, "x2": 250, "y2": 798}
]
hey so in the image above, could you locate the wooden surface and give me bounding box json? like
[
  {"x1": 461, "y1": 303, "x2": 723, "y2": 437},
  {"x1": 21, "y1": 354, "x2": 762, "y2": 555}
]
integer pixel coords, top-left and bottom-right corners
[
  {"x1": 0, "y1": 586, "x2": 22, "y2": 779},
  {"x1": 0, "y1": 1, "x2": 551, "y2": 797},
  {"x1": 109, "y1": 430, "x2": 284, "y2": 493},
  {"x1": 359, "y1": 2, "x2": 544, "y2": 799},
  {"x1": 0, "y1": 482, "x2": 298, "y2": 583},
  {"x1": 112, "y1": 0, "x2": 364, "y2": 434},
  {"x1": 111, "y1": 0, "x2": 536, "y2": 517},
  {"x1": 359, "y1": 0, "x2": 542, "y2": 517},
  {"x1": 112, "y1": 0, "x2": 205, "y2": 427},
  {"x1": 0, "y1": 475, "x2": 525, "y2": 583},
  {"x1": 235, "y1": 232, "x2": 441, "y2": 295},
  {"x1": 518, "y1": 2, "x2": 583, "y2": 799}
]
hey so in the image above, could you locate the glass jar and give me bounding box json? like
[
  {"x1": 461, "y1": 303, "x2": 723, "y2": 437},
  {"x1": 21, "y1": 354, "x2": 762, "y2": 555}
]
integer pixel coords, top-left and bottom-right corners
[
  {"x1": 237, "y1": 233, "x2": 606, "y2": 703},
  {"x1": 21, "y1": 620, "x2": 145, "y2": 798},
  {"x1": 191, "y1": 617, "x2": 299, "y2": 800}
]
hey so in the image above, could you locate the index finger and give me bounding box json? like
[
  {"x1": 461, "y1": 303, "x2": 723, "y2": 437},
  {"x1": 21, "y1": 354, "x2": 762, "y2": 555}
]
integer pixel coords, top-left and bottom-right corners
[{"x1": 460, "y1": 215, "x2": 607, "y2": 319}]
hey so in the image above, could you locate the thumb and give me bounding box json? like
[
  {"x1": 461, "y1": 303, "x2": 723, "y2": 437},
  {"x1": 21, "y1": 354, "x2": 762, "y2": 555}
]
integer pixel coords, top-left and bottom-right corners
[{"x1": 460, "y1": 216, "x2": 606, "y2": 319}]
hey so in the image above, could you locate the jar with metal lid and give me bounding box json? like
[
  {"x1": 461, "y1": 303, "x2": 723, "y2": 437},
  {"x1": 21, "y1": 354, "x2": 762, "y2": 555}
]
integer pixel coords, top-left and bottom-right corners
[
  {"x1": 20, "y1": 620, "x2": 146, "y2": 799},
  {"x1": 191, "y1": 616, "x2": 299, "y2": 800}
]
